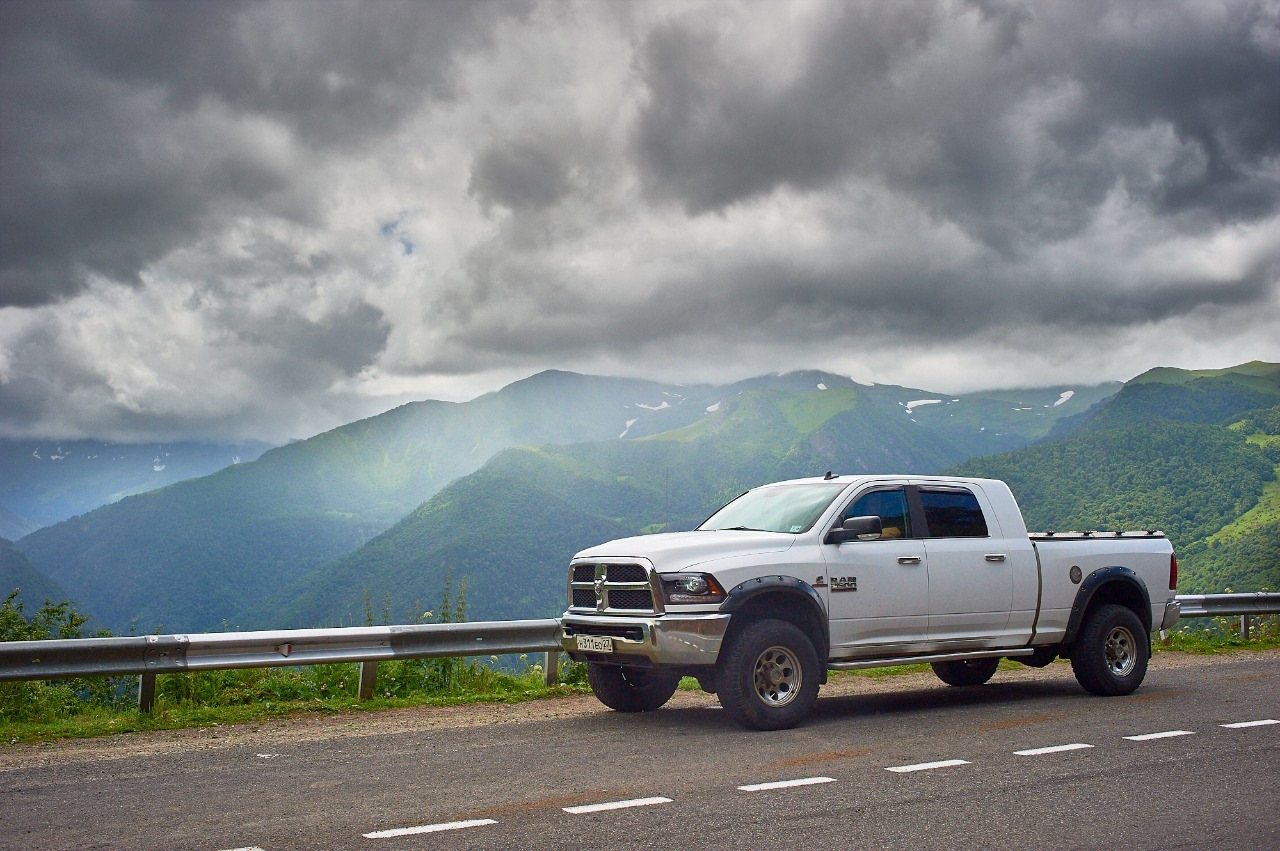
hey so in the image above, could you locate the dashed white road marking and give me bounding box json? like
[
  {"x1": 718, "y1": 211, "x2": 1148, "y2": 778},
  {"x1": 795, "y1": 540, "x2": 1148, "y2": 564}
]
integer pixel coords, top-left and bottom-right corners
[
  {"x1": 1221, "y1": 719, "x2": 1279, "y2": 729},
  {"x1": 1014, "y1": 743, "x2": 1094, "y2": 756},
  {"x1": 364, "y1": 819, "x2": 497, "y2": 838},
  {"x1": 1123, "y1": 730, "x2": 1195, "y2": 741},
  {"x1": 563, "y1": 797, "x2": 673, "y2": 815},
  {"x1": 886, "y1": 759, "x2": 970, "y2": 773},
  {"x1": 738, "y1": 777, "x2": 837, "y2": 792}
]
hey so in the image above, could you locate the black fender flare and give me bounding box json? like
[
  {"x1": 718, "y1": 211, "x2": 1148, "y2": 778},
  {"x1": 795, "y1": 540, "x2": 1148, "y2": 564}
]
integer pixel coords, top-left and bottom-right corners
[
  {"x1": 720, "y1": 575, "x2": 830, "y2": 663},
  {"x1": 1063, "y1": 566, "x2": 1152, "y2": 645}
]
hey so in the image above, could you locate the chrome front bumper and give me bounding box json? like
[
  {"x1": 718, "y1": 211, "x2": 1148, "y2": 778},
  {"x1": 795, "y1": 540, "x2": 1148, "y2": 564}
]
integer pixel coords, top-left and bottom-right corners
[{"x1": 560, "y1": 612, "x2": 731, "y2": 667}]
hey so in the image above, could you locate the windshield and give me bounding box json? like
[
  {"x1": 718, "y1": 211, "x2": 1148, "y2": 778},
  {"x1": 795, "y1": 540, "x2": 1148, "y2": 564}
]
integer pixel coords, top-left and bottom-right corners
[{"x1": 698, "y1": 482, "x2": 847, "y2": 534}]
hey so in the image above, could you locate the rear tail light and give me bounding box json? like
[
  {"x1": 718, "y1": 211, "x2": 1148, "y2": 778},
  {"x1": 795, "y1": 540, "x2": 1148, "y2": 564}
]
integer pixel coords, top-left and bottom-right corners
[{"x1": 1169, "y1": 554, "x2": 1178, "y2": 591}]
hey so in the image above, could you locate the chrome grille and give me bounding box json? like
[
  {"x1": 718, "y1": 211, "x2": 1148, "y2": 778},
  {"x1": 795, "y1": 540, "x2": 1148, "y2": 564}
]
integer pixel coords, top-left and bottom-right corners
[
  {"x1": 606, "y1": 564, "x2": 648, "y2": 582},
  {"x1": 607, "y1": 589, "x2": 653, "y2": 610},
  {"x1": 567, "y1": 562, "x2": 658, "y2": 614}
]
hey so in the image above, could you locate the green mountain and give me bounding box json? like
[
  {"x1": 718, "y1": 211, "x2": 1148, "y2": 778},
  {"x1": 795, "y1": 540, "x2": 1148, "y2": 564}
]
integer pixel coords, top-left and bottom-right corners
[
  {"x1": 265, "y1": 379, "x2": 1113, "y2": 627},
  {"x1": 279, "y1": 362, "x2": 1280, "y2": 628},
  {"x1": 955, "y1": 363, "x2": 1280, "y2": 594},
  {"x1": 11, "y1": 372, "x2": 722, "y2": 632},
  {"x1": 12, "y1": 370, "x2": 1115, "y2": 633},
  {"x1": 0, "y1": 438, "x2": 273, "y2": 533},
  {"x1": 1, "y1": 537, "x2": 69, "y2": 610},
  {"x1": 1046, "y1": 361, "x2": 1280, "y2": 439},
  {"x1": 0, "y1": 505, "x2": 39, "y2": 542}
]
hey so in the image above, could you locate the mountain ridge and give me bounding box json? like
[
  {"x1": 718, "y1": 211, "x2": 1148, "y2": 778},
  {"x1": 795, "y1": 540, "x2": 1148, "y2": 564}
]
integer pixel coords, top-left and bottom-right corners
[{"x1": 9, "y1": 365, "x2": 1187, "y2": 633}]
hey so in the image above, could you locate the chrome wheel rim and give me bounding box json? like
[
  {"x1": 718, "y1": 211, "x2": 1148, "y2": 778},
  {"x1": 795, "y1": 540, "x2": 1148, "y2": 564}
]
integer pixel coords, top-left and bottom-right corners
[
  {"x1": 753, "y1": 645, "x2": 802, "y2": 707},
  {"x1": 1104, "y1": 625, "x2": 1137, "y2": 676}
]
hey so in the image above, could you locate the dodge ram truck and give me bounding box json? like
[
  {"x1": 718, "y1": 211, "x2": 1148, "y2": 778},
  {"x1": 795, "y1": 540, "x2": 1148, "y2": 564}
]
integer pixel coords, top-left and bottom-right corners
[{"x1": 561, "y1": 474, "x2": 1180, "y2": 730}]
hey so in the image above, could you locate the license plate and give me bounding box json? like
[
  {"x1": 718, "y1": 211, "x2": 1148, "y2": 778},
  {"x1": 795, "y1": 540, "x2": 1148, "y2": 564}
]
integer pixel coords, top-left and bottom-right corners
[{"x1": 575, "y1": 634, "x2": 613, "y2": 654}]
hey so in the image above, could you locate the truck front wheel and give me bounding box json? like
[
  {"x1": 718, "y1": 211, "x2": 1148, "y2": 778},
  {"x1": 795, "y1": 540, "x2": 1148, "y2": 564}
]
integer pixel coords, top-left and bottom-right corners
[
  {"x1": 586, "y1": 663, "x2": 680, "y2": 712},
  {"x1": 1070, "y1": 604, "x2": 1149, "y2": 696},
  {"x1": 717, "y1": 619, "x2": 820, "y2": 731}
]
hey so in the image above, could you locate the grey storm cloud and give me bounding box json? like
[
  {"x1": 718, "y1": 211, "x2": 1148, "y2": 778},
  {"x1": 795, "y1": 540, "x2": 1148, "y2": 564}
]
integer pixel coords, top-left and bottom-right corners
[
  {"x1": 631, "y1": 0, "x2": 1280, "y2": 244},
  {"x1": 0, "y1": 0, "x2": 512, "y2": 306},
  {"x1": 0, "y1": 0, "x2": 1278, "y2": 443},
  {"x1": 470, "y1": 139, "x2": 572, "y2": 212}
]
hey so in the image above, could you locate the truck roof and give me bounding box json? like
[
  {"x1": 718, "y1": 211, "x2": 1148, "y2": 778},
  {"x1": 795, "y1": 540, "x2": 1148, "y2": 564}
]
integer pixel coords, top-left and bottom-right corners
[{"x1": 760, "y1": 473, "x2": 1009, "y2": 488}]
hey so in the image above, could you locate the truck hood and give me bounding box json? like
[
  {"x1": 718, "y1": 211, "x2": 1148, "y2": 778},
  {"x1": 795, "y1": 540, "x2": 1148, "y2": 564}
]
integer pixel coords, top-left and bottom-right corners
[{"x1": 573, "y1": 531, "x2": 796, "y2": 574}]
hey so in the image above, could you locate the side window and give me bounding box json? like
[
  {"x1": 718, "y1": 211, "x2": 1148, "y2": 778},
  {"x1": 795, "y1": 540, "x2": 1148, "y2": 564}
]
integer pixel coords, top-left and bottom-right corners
[
  {"x1": 841, "y1": 488, "x2": 912, "y2": 539},
  {"x1": 919, "y1": 488, "x2": 988, "y2": 538}
]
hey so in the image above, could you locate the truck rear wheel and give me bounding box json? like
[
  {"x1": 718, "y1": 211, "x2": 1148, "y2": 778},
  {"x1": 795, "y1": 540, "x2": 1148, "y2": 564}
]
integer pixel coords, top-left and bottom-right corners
[
  {"x1": 586, "y1": 663, "x2": 680, "y2": 712},
  {"x1": 931, "y1": 657, "x2": 999, "y2": 687},
  {"x1": 1070, "y1": 603, "x2": 1149, "y2": 696},
  {"x1": 717, "y1": 619, "x2": 820, "y2": 731}
]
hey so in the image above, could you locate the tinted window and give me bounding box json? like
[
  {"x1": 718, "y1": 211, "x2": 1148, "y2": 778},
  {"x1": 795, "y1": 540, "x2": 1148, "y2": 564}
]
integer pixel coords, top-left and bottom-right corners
[
  {"x1": 841, "y1": 488, "x2": 912, "y2": 539},
  {"x1": 919, "y1": 489, "x2": 988, "y2": 538}
]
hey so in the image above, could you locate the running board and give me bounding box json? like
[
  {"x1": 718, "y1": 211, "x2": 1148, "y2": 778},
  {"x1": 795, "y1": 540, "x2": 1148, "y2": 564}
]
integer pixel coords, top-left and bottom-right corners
[{"x1": 827, "y1": 647, "x2": 1034, "y2": 672}]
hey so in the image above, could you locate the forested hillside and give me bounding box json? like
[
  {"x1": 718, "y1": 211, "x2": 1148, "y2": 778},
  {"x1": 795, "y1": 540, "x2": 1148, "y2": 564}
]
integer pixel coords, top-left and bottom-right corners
[
  {"x1": 0, "y1": 538, "x2": 68, "y2": 610},
  {"x1": 15, "y1": 369, "x2": 1108, "y2": 632},
  {"x1": 954, "y1": 421, "x2": 1273, "y2": 547},
  {"x1": 264, "y1": 381, "x2": 1112, "y2": 627},
  {"x1": 955, "y1": 363, "x2": 1280, "y2": 594},
  {"x1": 14, "y1": 371, "x2": 705, "y2": 632}
]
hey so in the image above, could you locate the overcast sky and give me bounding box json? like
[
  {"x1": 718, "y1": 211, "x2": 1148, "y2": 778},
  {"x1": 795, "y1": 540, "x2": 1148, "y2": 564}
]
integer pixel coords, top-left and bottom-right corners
[{"x1": 2, "y1": 0, "x2": 1278, "y2": 444}]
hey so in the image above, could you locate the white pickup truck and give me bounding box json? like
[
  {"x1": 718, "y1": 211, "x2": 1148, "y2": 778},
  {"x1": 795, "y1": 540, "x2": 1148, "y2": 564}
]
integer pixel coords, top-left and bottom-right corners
[{"x1": 561, "y1": 474, "x2": 1180, "y2": 730}]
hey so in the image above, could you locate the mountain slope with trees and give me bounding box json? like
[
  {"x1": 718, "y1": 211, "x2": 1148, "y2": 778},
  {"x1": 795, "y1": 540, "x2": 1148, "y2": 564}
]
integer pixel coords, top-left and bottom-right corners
[
  {"x1": 263, "y1": 380, "x2": 1114, "y2": 627},
  {"x1": 0, "y1": 538, "x2": 69, "y2": 610},
  {"x1": 277, "y1": 361, "x2": 1280, "y2": 627},
  {"x1": 12, "y1": 369, "x2": 1114, "y2": 632},
  {"x1": 955, "y1": 363, "x2": 1280, "y2": 594}
]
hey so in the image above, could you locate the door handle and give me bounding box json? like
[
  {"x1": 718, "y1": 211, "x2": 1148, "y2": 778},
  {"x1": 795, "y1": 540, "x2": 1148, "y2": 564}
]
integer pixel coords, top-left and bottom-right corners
[
  {"x1": 985, "y1": 553, "x2": 1007, "y2": 562},
  {"x1": 898, "y1": 556, "x2": 922, "y2": 565}
]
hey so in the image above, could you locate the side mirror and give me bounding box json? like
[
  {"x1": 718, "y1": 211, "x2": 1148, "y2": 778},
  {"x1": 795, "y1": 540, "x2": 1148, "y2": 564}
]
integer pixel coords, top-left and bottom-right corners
[{"x1": 825, "y1": 515, "x2": 883, "y2": 545}]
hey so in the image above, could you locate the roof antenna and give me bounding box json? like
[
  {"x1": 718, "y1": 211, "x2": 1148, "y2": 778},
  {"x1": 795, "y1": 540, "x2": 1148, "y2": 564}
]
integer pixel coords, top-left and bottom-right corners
[{"x1": 824, "y1": 470, "x2": 836, "y2": 480}]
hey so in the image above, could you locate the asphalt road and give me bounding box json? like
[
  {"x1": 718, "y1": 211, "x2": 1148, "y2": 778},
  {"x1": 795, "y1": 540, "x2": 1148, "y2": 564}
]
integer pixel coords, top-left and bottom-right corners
[{"x1": 2, "y1": 652, "x2": 1277, "y2": 850}]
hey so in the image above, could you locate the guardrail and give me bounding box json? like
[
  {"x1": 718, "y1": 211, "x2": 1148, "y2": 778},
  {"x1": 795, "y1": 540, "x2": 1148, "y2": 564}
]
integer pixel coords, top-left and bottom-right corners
[
  {"x1": 0, "y1": 619, "x2": 562, "y2": 713},
  {"x1": 1, "y1": 594, "x2": 1277, "y2": 713},
  {"x1": 1173, "y1": 592, "x2": 1280, "y2": 641}
]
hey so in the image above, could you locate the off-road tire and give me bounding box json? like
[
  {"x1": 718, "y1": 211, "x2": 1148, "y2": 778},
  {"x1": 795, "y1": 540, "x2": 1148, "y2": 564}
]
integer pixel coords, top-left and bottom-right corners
[
  {"x1": 717, "y1": 619, "x2": 820, "y2": 731},
  {"x1": 931, "y1": 657, "x2": 1000, "y2": 687},
  {"x1": 1070, "y1": 603, "x2": 1149, "y2": 696},
  {"x1": 586, "y1": 663, "x2": 680, "y2": 712}
]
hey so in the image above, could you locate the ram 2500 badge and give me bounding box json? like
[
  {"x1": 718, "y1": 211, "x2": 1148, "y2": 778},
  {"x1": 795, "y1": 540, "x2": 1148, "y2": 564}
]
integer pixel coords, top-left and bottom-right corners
[{"x1": 561, "y1": 475, "x2": 1180, "y2": 730}]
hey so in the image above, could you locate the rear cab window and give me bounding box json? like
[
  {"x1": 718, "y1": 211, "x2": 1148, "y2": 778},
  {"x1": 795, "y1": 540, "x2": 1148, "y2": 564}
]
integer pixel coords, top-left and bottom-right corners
[{"x1": 918, "y1": 487, "x2": 989, "y2": 538}]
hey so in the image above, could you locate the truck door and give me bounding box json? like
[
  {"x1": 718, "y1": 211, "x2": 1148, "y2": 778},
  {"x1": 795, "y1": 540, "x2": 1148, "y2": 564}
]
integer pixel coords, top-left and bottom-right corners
[
  {"x1": 822, "y1": 484, "x2": 930, "y2": 656},
  {"x1": 915, "y1": 485, "x2": 1014, "y2": 644}
]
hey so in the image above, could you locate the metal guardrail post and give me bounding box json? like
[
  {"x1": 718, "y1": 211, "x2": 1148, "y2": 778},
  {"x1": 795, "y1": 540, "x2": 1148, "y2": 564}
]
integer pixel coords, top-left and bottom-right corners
[
  {"x1": 544, "y1": 651, "x2": 558, "y2": 686},
  {"x1": 138, "y1": 673, "x2": 156, "y2": 714},
  {"x1": 1241, "y1": 615, "x2": 1250, "y2": 641},
  {"x1": 358, "y1": 660, "x2": 378, "y2": 701}
]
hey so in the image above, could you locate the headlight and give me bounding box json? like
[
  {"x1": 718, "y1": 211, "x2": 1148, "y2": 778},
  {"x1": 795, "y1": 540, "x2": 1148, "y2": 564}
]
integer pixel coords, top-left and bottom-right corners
[{"x1": 661, "y1": 573, "x2": 727, "y2": 605}]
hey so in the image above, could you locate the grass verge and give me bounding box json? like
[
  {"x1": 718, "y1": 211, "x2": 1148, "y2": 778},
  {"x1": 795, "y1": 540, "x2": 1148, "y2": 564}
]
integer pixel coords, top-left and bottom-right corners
[{"x1": 4, "y1": 624, "x2": 1277, "y2": 746}]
